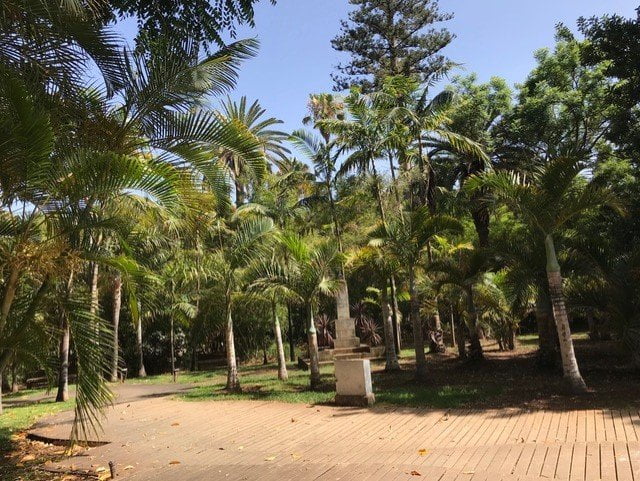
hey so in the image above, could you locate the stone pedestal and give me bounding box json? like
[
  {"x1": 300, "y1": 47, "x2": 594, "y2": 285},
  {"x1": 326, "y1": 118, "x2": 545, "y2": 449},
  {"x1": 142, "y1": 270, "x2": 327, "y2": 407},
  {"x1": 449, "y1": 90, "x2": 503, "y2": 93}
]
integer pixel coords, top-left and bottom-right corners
[
  {"x1": 334, "y1": 359, "x2": 375, "y2": 406},
  {"x1": 333, "y1": 282, "x2": 360, "y2": 349}
]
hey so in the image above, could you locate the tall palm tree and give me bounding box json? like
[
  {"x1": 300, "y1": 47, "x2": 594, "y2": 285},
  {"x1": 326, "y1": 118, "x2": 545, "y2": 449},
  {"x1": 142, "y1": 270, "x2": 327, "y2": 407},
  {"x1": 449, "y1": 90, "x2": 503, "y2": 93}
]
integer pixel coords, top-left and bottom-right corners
[
  {"x1": 209, "y1": 218, "x2": 274, "y2": 391},
  {"x1": 466, "y1": 157, "x2": 624, "y2": 392},
  {"x1": 251, "y1": 234, "x2": 342, "y2": 389},
  {"x1": 371, "y1": 208, "x2": 463, "y2": 379}
]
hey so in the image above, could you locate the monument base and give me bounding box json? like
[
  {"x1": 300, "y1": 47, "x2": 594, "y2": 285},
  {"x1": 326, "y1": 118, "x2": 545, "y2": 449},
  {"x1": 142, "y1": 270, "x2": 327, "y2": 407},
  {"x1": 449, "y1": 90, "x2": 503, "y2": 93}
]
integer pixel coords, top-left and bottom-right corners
[{"x1": 335, "y1": 393, "x2": 375, "y2": 407}]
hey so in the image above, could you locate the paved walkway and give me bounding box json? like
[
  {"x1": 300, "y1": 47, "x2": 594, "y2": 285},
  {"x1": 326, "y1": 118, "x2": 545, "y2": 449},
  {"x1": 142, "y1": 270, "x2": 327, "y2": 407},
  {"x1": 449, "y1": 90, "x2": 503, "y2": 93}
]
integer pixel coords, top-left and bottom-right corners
[{"x1": 29, "y1": 394, "x2": 640, "y2": 481}]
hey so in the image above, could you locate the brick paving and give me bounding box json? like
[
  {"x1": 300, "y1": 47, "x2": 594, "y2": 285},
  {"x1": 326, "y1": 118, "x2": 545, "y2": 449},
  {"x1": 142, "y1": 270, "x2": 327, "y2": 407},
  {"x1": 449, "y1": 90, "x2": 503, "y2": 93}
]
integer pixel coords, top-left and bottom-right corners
[{"x1": 28, "y1": 390, "x2": 640, "y2": 480}]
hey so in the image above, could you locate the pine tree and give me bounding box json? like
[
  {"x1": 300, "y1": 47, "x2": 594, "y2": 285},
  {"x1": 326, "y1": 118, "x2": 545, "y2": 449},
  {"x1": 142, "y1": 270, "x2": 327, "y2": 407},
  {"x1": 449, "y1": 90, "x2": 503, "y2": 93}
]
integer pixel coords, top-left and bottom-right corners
[{"x1": 331, "y1": 0, "x2": 454, "y2": 91}]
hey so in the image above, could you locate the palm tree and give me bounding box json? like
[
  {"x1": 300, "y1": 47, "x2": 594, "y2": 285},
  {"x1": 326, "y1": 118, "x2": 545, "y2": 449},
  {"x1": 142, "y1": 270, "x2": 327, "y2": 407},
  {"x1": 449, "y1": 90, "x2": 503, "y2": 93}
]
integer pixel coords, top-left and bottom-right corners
[
  {"x1": 209, "y1": 218, "x2": 274, "y2": 391},
  {"x1": 219, "y1": 96, "x2": 289, "y2": 205},
  {"x1": 466, "y1": 157, "x2": 624, "y2": 392},
  {"x1": 251, "y1": 234, "x2": 342, "y2": 389},
  {"x1": 371, "y1": 208, "x2": 463, "y2": 379}
]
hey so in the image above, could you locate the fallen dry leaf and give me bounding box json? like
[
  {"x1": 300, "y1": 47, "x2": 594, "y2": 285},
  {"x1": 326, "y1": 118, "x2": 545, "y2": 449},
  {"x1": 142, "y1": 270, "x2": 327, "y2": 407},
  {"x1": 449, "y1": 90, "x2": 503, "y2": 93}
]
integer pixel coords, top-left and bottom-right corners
[
  {"x1": 238, "y1": 446, "x2": 244, "y2": 451},
  {"x1": 20, "y1": 454, "x2": 35, "y2": 462},
  {"x1": 410, "y1": 470, "x2": 421, "y2": 476},
  {"x1": 169, "y1": 460, "x2": 181, "y2": 465},
  {"x1": 171, "y1": 422, "x2": 180, "y2": 426},
  {"x1": 264, "y1": 456, "x2": 276, "y2": 461},
  {"x1": 123, "y1": 465, "x2": 134, "y2": 470},
  {"x1": 291, "y1": 453, "x2": 302, "y2": 460},
  {"x1": 418, "y1": 449, "x2": 428, "y2": 456},
  {"x1": 462, "y1": 471, "x2": 475, "y2": 475},
  {"x1": 95, "y1": 466, "x2": 107, "y2": 473}
]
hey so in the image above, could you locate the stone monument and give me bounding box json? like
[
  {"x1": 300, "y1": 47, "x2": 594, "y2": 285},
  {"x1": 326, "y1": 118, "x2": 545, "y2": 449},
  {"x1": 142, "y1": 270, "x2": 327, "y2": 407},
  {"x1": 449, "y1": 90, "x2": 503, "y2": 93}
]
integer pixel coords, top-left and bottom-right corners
[{"x1": 333, "y1": 281, "x2": 360, "y2": 349}]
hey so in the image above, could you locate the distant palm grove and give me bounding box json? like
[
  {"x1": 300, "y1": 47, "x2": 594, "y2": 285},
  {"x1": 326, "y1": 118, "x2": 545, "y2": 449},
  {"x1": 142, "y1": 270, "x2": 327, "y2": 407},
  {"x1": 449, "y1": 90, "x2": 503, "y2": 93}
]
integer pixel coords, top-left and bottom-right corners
[{"x1": 1, "y1": 0, "x2": 640, "y2": 439}]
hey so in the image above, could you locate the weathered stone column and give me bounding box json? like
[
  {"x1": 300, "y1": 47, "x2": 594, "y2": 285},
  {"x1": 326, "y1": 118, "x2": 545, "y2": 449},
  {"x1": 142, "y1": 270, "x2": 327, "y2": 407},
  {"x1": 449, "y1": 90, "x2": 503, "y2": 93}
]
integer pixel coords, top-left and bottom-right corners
[{"x1": 333, "y1": 281, "x2": 360, "y2": 349}]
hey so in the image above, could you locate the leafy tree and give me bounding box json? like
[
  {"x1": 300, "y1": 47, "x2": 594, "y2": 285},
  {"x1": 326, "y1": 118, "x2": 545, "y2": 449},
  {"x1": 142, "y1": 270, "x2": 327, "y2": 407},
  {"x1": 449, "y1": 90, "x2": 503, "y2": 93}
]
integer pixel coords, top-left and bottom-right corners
[
  {"x1": 332, "y1": 0, "x2": 454, "y2": 91},
  {"x1": 111, "y1": 0, "x2": 276, "y2": 53}
]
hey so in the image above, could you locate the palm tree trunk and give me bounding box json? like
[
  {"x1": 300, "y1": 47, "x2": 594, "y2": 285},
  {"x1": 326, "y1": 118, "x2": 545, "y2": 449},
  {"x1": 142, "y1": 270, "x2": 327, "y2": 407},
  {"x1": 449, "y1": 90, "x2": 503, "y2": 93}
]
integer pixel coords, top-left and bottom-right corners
[
  {"x1": 544, "y1": 235, "x2": 587, "y2": 393},
  {"x1": 170, "y1": 316, "x2": 176, "y2": 382},
  {"x1": 287, "y1": 303, "x2": 295, "y2": 362},
  {"x1": 465, "y1": 287, "x2": 484, "y2": 361},
  {"x1": 409, "y1": 265, "x2": 427, "y2": 380},
  {"x1": 136, "y1": 313, "x2": 146, "y2": 378},
  {"x1": 389, "y1": 276, "x2": 402, "y2": 353},
  {"x1": 535, "y1": 294, "x2": 557, "y2": 368},
  {"x1": 225, "y1": 296, "x2": 240, "y2": 391},
  {"x1": 0, "y1": 371, "x2": 3, "y2": 414},
  {"x1": 307, "y1": 305, "x2": 321, "y2": 390},
  {"x1": 56, "y1": 271, "x2": 74, "y2": 402},
  {"x1": 272, "y1": 301, "x2": 288, "y2": 381},
  {"x1": 381, "y1": 281, "x2": 400, "y2": 371},
  {"x1": 110, "y1": 274, "x2": 121, "y2": 382},
  {"x1": 0, "y1": 267, "x2": 19, "y2": 336},
  {"x1": 56, "y1": 317, "x2": 70, "y2": 402}
]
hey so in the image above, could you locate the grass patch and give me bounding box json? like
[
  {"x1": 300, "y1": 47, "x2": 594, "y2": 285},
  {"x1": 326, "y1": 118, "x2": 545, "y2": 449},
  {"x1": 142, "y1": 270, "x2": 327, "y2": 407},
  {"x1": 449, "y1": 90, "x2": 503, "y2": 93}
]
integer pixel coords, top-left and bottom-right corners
[
  {"x1": 181, "y1": 364, "x2": 336, "y2": 405},
  {"x1": 125, "y1": 370, "x2": 218, "y2": 385},
  {"x1": 178, "y1": 360, "x2": 502, "y2": 409},
  {"x1": 0, "y1": 399, "x2": 74, "y2": 451}
]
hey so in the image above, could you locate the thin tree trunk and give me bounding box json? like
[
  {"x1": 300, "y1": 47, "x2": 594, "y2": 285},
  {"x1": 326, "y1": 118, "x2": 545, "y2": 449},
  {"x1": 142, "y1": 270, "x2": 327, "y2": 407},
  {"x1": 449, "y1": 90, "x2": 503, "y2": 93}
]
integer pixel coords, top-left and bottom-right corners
[
  {"x1": 110, "y1": 274, "x2": 121, "y2": 382},
  {"x1": 450, "y1": 311, "x2": 456, "y2": 348},
  {"x1": 273, "y1": 301, "x2": 288, "y2": 381},
  {"x1": 11, "y1": 362, "x2": 18, "y2": 393},
  {"x1": 57, "y1": 271, "x2": 74, "y2": 402},
  {"x1": 454, "y1": 312, "x2": 467, "y2": 359},
  {"x1": 0, "y1": 371, "x2": 3, "y2": 415},
  {"x1": 535, "y1": 294, "x2": 557, "y2": 368},
  {"x1": 544, "y1": 235, "x2": 587, "y2": 393},
  {"x1": 307, "y1": 306, "x2": 321, "y2": 390},
  {"x1": 0, "y1": 267, "x2": 19, "y2": 336},
  {"x1": 170, "y1": 317, "x2": 176, "y2": 382},
  {"x1": 409, "y1": 266, "x2": 427, "y2": 380},
  {"x1": 136, "y1": 313, "x2": 146, "y2": 378},
  {"x1": 389, "y1": 276, "x2": 402, "y2": 354},
  {"x1": 381, "y1": 282, "x2": 400, "y2": 371},
  {"x1": 225, "y1": 296, "x2": 240, "y2": 391},
  {"x1": 287, "y1": 303, "x2": 295, "y2": 362},
  {"x1": 56, "y1": 318, "x2": 70, "y2": 402},
  {"x1": 466, "y1": 287, "x2": 484, "y2": 361}
]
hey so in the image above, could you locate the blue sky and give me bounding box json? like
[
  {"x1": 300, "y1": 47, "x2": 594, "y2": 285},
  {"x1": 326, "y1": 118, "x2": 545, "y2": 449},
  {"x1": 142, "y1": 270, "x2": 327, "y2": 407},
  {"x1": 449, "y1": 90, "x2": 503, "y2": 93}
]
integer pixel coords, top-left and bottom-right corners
[{"x1": 119, "y1": 0, "x2": 638, "y2": 132}]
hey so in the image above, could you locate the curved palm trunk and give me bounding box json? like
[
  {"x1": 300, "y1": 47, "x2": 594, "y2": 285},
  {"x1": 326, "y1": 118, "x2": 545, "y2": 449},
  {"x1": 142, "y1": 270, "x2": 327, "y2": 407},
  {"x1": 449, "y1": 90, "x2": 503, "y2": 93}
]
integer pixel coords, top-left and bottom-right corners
[
  {"x1": 110, "y1": 274, "x2": 122, "y2": 382},
  {"x1": 136, "y1": 314, "x2": 146, "y2": 378},
  {"x1": 381, "y1": 282, "x2": 400, "y2": 371},
  {"x1": 544, "y1": 235, "x2": 587, "y2": 393},
  {"x1": 409, "y1": 266, "x2": 427, "y2": 380},
  {"x1": 272, "y1": 301, "x2": 288, "y2": 381},
  {"x1": 225, "y1": 296, "x2": 240, "y2": 391},
  {"x1": 307, "y1": 305, "x2": 321, "y2": 389},
  {"x1": 465, "y1": 287, "x2": 484, "y2": 361}
]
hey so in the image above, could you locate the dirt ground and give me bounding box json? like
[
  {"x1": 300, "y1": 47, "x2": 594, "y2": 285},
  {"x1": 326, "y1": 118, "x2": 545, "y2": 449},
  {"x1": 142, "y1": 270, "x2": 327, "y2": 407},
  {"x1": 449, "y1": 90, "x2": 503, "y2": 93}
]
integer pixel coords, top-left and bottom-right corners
[{"x1": 377, "y1": 336, "x2": 640, "y2": 410}]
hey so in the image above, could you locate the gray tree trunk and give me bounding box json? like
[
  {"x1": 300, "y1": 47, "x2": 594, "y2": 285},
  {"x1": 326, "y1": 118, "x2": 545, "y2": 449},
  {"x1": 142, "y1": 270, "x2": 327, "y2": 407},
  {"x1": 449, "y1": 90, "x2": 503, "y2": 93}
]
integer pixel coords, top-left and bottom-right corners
[
  {"x1": 225, "y1": 297, "x2": 240, "y2": 391},
  {"x1": 545, "y1": 235, "x2": 588, "y2": 393},
  {"x1": 136, "y1": 314, "x2": 146, "y2": 378},
  {"x1": 110, "y1": 274, "x2": 121, "y2": 382},
  {"x1": 466, "y1": 287, "x2": 484, "y2": 361},
  {"x1": 273, "y1": 302, "x2": 288, "y2": 381},
  {"x1": 307, "y1": 306, "x2": 321, "y2": 390},
  {"x1": 381, "y1": 283, "x2": 400, "y2": 371},
  {"x1": 56, "y1": 318, "x2": 70, "y2": 402},
  {"x1": 409, "y1": 266, "x2": 427, "y2": 380}
]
